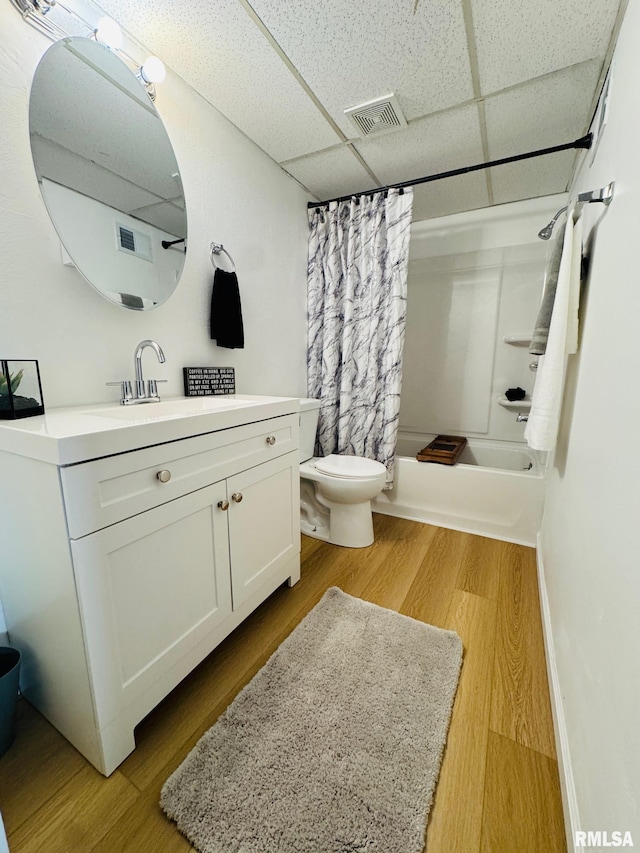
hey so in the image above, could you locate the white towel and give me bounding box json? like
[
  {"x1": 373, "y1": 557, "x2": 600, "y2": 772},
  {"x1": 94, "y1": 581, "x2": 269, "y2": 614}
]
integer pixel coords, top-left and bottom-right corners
[{"x1": 525, "y1": 211, "x2": 583, "y2": 451}]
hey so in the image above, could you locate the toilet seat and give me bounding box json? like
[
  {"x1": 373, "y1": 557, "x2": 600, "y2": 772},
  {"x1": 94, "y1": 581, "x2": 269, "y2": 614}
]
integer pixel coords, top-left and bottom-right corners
[{"x1": 314, "y1": 454, "x2": 386, "y2": 480}]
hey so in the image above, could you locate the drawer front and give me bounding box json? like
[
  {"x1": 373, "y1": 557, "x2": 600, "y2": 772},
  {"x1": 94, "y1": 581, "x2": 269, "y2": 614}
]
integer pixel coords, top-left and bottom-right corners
[{"x1": 62, "y1": 414, "x2": 298, "y2": 539}]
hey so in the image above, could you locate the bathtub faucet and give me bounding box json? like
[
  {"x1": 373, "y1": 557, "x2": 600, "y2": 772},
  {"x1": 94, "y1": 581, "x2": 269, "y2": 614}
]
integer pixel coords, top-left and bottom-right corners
[{"x1": 516, "y1": 413, "x2": 529, "y2": 423}]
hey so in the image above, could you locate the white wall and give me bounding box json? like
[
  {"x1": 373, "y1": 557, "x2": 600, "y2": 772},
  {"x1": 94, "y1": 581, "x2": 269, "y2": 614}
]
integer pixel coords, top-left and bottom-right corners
[
  {"x1": 539, "y1": 0, "x2": 640, "y2": 843},
  {"x1": 0, "y1": 7, "x2": 309, "y2": 411},
  {"x1": 402, "y1": 196, "x2": 566, "y2": 444}
]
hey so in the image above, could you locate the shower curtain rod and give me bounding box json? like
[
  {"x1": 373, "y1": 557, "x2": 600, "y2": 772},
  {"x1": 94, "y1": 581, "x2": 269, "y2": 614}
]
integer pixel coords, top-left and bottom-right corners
[{"x1": 306, "y1": 133, "x2": 593, "y2": 209}]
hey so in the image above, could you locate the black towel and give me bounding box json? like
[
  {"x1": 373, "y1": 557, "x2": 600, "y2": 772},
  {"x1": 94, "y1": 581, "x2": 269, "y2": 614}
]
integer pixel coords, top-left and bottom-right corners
[{"x1": 210, "y1": 269, "x2": 244, "y2": 348}]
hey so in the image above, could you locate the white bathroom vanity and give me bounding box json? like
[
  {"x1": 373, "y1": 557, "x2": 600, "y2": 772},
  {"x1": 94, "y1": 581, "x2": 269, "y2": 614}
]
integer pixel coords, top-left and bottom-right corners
[{"x1": 0, "y1": 395, "x2": 300, "y2": 775}]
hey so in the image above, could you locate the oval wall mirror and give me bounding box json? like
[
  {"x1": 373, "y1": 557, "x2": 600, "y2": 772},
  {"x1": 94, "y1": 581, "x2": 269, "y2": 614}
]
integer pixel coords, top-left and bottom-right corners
[{"x1": 29, "y1": 37, "x2": 187, "y2": 310}]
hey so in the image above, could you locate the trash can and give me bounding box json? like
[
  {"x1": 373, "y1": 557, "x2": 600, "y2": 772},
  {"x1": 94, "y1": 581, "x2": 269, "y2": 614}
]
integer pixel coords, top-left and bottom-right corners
[{"x1": 0, "y1": 648, "x2": 20, "y2": 758}]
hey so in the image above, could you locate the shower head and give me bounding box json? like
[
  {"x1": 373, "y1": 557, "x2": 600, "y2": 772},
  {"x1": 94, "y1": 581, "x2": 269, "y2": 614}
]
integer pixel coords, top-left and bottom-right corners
[{"x1": 538, "y1": 205, "x2": 568, "y2": 240}]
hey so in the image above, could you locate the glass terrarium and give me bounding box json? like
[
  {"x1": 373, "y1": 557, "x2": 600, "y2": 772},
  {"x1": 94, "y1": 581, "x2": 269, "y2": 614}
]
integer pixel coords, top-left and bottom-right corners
[{"x1": 0, "y1": 360, "x2": 45, "y2": 419}]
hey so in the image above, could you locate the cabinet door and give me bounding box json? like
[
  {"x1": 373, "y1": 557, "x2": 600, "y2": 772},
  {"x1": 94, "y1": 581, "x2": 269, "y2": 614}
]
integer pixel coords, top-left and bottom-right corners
[
  {"x1": 227, "y1": 451, "x2": 300, "y2": 610},
  {"x1": 70, "y1": 483, "x2": 232, "y2": 729}
]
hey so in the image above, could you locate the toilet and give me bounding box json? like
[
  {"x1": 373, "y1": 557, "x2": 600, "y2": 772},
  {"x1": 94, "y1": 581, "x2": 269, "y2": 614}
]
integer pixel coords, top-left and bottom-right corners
[{"x1": 299, "y1": 398, "x2": 387, "y2": 548}]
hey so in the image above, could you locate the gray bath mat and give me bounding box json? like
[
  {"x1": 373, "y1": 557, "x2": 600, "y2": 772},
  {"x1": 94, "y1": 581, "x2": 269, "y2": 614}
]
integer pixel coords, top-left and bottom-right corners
[{"x1": 161, "y1": 586, "x2": 463, "y2": 853}]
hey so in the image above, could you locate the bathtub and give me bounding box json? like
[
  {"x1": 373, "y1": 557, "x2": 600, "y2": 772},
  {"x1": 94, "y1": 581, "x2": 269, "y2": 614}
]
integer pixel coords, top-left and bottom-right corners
[{"x1": 372, "y1": 437, "x2": 546, "y2": 546}]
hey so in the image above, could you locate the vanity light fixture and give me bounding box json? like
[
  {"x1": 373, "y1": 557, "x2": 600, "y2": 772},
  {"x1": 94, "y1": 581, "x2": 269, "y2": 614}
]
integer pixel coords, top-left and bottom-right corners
[
  {"x1": 10, "y1": 0, "x2": 168, "y2": 100},
  {"x1": 136, "y1": 56, "x2": 166, "y2": 101},
  {"x1": 30, "y1": 0, "x2": 55, "y2": 12},
  {"x1": 12, "y1": 0, "x2": 56, "y2": 14},
  {"x1": 9, "y1": 0, "x2": 65, "y2": 39},
  {"x1": 93, "y1": 16, "x2": 123, "y2": 51}
]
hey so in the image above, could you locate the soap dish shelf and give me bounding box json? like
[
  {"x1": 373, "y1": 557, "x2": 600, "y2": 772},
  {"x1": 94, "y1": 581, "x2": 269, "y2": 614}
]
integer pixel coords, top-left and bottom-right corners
[{"x1": 498, "y1": 396, "x2": 532, "y2": 411}]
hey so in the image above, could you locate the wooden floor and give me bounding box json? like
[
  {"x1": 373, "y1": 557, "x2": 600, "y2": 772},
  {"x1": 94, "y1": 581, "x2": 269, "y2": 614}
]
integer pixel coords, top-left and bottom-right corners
[{"x1": 0, "y1": 515, "x2": 567, "y2": 852}]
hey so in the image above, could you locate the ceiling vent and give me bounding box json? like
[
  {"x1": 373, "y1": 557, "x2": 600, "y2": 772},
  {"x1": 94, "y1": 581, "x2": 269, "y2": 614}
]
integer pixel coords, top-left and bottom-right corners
[{"x1": 344, "y1": 94, "x2": 407, "y2": 139}]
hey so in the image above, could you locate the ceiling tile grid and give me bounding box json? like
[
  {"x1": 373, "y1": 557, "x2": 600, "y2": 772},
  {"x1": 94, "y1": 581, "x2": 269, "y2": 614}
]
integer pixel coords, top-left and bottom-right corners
[
  {"x1": 246, "y1": 0, "x2": 474, "y2": 138},
  {"x1": 90, "y1": 0, "x2": 626, "y2": 220},
  {"x1": 471, "y1": 0, "x2": 620, "y2": 94},
  {"x1": 97, "y1": 0, "x2": 341, "y2": 162}
]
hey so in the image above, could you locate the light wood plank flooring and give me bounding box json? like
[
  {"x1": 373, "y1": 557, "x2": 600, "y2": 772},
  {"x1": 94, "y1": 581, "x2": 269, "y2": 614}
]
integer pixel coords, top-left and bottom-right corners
[{"x1": 0, "y1": 515, "x2": 566, "y2": 852}]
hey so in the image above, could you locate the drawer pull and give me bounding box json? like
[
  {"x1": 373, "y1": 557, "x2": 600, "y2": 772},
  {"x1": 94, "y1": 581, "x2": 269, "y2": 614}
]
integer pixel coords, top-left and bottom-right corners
[
  {"x1": 156, "y1": 470, "x2": 172, "y2": 483},
  {"x1": 217, "y1": 500, "x2": 230, "y2": 511},
  {"x1": 231, "y1": 492, "x2": 243, "y2": 503},
  {"x1": 266, "y1": 435, "x2": 276, "y2": 445}
]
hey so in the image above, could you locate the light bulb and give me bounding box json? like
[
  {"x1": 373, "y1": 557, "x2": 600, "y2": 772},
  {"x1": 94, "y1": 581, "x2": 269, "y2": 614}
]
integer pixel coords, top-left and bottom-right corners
[
  {"x1": 140, "y1": 56, "x2": 166, "y2": 84},
  {"x1": 94, "y1": 17, "x2": 123, "y2": 50}
]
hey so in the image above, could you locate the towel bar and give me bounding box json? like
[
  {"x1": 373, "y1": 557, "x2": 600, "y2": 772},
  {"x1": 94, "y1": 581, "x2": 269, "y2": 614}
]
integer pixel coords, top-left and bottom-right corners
[
  {"x1": 576, "y1": 181, "x2": 615, "y2": 207},
  {"x1": 210, "y1": 242, "x2": 236, "y2": 273},
  {"x1": 538, "y1": 181, "x2": 615, "y2": 240}
]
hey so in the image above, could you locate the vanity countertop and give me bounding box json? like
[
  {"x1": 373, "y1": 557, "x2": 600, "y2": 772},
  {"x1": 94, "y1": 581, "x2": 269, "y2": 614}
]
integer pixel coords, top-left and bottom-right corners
[{"x1": 0, "y1": 395, "x2": 300, "y2": 466}]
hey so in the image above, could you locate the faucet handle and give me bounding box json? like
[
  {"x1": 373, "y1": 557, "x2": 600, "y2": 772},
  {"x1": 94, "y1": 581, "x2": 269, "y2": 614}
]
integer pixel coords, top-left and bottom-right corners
[
  {"x1": 106, "y1": 380, "x2": 133, "y2": 405},
  {"x1": 147, "y1": 379, "x2": 168, "y2": 399}
]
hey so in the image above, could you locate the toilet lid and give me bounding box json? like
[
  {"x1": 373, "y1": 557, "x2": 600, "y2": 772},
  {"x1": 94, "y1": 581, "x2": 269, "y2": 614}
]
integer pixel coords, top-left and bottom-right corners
[{"x1": 314, "y1": 454, "x2": 387, "y2": 479}]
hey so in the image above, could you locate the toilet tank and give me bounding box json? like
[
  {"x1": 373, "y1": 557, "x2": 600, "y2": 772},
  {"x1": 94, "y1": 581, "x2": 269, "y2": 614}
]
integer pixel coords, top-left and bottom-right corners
[{"x1": 299, "y1": 398, "x2": 321, "y2": 462}]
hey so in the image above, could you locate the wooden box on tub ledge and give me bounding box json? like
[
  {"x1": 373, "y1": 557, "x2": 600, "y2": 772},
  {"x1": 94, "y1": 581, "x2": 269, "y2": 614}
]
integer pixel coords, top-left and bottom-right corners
[{"x1": 416, "y1": 435, "x2": 467, "y2": 465}]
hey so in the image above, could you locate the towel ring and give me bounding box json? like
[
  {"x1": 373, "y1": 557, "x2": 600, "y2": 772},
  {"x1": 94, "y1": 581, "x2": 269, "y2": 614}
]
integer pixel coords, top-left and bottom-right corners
[{"x1": 210, "y1": 242, "x2": 236, "y2": 273}]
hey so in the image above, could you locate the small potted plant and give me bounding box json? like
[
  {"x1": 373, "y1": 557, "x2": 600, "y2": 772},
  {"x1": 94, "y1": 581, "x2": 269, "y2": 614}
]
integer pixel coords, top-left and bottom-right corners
[{"x1": 0, "y1": 360, "x2": 45, "y2": 419}]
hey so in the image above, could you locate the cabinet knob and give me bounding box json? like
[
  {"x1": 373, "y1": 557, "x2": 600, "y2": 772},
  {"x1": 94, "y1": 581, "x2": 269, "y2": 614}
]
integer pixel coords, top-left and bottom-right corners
[
  {"x1": 217, "y1": 500, "x2": 230, "y2": 511},
  {"x1": 156, "y1": 470, "x2": 172, "y2": 483},
  {"x1": 266, "y1": 435, "x2": 276, "y2": 445},
  {"x1": 231, "y1": 492, "x2": 243, "y2": 503}
]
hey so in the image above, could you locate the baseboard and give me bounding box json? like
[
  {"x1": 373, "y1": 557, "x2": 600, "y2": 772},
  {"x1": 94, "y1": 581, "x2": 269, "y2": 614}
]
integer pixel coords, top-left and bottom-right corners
[{"x1": 536, "y1": 534, "x2": 582, "y2": 853}]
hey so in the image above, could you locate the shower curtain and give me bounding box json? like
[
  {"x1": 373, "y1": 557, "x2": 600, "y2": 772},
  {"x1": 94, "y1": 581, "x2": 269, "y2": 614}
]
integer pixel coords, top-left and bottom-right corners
[{"x1": 307, "y1": 187, "x2": 413, "y2": 486}]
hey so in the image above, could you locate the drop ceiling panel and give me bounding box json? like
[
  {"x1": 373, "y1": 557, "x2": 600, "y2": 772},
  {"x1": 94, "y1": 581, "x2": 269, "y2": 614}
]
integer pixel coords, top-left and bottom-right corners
[
  {"x1": 282, "y1": 146, "x2": 376, "y2": 202},
  {"x1": 96, "y1": 0, "x2": 341, "y2": 162},
  {"x1": 484, "y1": 60, "x2": 603, "y2": 159},
  {"x1": 247, "y1": 0, "x2": 474, "y2": 138},
  {"x1": 489, "y1": 152, "x2": 576, "y2": 206},
  {"x1": 91, "y1": 0, "x2": 624, "y2": 220},
  {"x1": 472, "y1": 0, "x2": 620, "y2": 94},
  {"x1": 354, "y1": 104, "x2": 484, "y2": 185},
  {"x1": 411, "y1": 173, "x2": 491, "y2": 222}
]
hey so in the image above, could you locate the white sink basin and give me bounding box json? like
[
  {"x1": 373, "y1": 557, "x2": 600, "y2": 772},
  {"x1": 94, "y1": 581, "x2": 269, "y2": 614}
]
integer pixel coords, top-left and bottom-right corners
[
  {"x1": 91, "y1": 397, "x2": 257, "y2": 421},
  {"x1": 0, "y1": 394, "x2": 299, "y2": 466}
]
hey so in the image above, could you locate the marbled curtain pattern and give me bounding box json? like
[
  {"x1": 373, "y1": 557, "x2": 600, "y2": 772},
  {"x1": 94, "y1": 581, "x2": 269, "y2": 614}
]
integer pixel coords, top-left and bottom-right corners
[{"x1": 307, "y1": 188, "x2": 414, "y2": 486}]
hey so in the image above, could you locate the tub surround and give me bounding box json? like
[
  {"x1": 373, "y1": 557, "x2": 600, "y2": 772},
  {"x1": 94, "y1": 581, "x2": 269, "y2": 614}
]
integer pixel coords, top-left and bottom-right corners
[
  {"x1": 0, "y1": 395, "x2": 301, "y2": 775},
  {"x1": 404, "y1": 201, "x2": 566, "y2": 447}
]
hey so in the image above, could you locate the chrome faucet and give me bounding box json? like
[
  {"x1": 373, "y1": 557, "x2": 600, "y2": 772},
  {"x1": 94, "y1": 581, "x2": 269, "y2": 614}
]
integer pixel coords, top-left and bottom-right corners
[
  {"x1": 516, "y1": 413, "x2": 529, "y2": 423},
  {"x1": 134, "y1": 339, "x2": 165, "y2": 401},
  {"x1": 107, "y1": 339, "x2": 167, "y2": 405}
]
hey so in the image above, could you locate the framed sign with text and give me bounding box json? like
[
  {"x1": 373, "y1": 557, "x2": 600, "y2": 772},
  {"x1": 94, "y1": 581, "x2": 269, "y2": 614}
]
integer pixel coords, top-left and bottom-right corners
[{"x1": 183, "y1": 366, "x2": 236, "y2": 396}]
